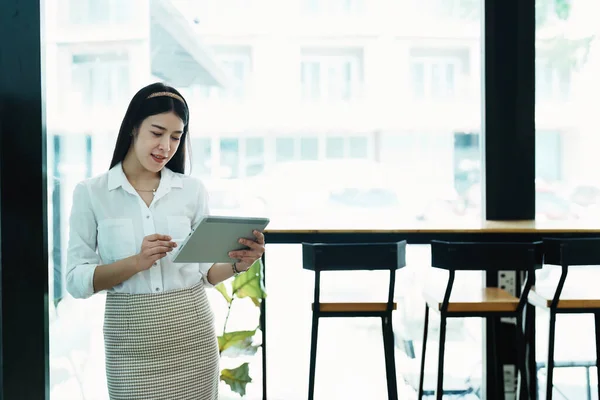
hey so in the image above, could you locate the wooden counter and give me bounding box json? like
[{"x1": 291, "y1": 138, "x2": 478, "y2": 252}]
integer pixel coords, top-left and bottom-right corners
[{"x1": 263, "y1": 220, "x2": 600, "y2": 244}]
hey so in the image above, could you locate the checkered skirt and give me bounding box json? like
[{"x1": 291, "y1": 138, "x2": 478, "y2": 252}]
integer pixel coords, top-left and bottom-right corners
[{"x1": 103, "y1": 281, "x2": 219, "y2": 400}]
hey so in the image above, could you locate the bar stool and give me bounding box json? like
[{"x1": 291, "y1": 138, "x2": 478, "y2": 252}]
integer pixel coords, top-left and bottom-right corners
[
  {"x1": 418, "y1": 240, "x2": 543, "y2": 400},
  {"x1": 528, "y1": 237, "x2": 600, "y2": 400},
  {"x1": 302, "y1": 241, "x2": 407, "y2": 400}
]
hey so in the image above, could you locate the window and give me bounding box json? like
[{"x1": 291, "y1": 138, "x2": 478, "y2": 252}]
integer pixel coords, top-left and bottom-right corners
[
  {"x1": 201, "y1": 47, "x2": 252, "y2": 100},
  {"x1": 534, "y1": 3, "x2": 600, "y2": 395},
  {"x1": 275, "y1": 137, "x2": 295, "y2": 162},
  {"x1": 301, "y1": 50, "x2": 363, "y2": 101},
  {"x1": 275, "y1": 136, "x2": 320, "y2": 161},
  {"x1": 219, "y1": 138, "x2": 240, "y2": 178},
  {"x1": 71, "y1": 52, "x2": 130, "y2": 112},
  {"x1": 300, "y1": 137, "x2": 319, "y2": 160},
  {"x1": 536, "y1": 58, "x2": 571, "y2": 103},
  {"x1": 69, "y1": 0, "x2": 134, "y2": 24},
  {"x1": 410, "y1": 53, "x2": 463, "y2": 100},
  {"x1": 325, "y1": 137, "x2": 345, "y2": 158},
  {"x1": 44, "y1": 0, "x2": 484, "y2": 398},
  {"x1": 245, "y1": 137, "x2": 265, "y2": 176},
  {"x1": 191, "y1": 138, "x2": 212, "y2": 177}
]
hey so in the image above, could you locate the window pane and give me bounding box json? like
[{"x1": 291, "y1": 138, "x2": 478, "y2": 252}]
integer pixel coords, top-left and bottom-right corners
[
  {"x1": 349, "y1": 136, "x2": 368, "y2": 158},
  {"x1": 326, "y1": 137, "x2": 345, "y2": 158},
  {"x1": 411, "y1": 62, "x2": 425, "y2": 98},
  {"x1": 301, "y1": 61, "x2": 321, "y2": 100},
  {"x1": 535, "y1": 3, "x2": 600, "y2": 395},
  {"x1": 246, "y1": 137, "x2": 265, "y2": 176},
  {"x1": 301, "y1": 51, "x2": 362, "y2": 101},
  {"x1": 300, "y1": 137, "x2": 318, "y2": 160},
  {"x1": 191, "y1": 138, "x2": 212, "y2": 177},
  {"x1": 535, "y1": 1, "x2": 600, "y2": 224},
  {"x1": 45, "y1": 0, "x2": 483, "y2": 398},
  {"x1": 219, "y1": 138, "x2": 239, "y2": 178},
  {"x1": 275, "y1": 137, "x2": 294, "y2": 161}
]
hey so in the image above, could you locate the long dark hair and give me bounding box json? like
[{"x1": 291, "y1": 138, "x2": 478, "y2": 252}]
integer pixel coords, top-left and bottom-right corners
[{"x1": 109, "y1": 82, "x2": 190, "y2": 174}]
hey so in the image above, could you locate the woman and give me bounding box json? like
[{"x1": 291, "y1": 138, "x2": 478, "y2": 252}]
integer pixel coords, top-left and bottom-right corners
[{"x1": 65, "y1": 82, "x2": 265, "y2": 400}]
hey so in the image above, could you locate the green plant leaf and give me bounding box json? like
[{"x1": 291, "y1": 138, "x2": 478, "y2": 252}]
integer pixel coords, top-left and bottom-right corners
[
  {"x1": 218, "y1": 329, "x2": 256, "y2": 354},
  {"x1": 231, "y1": 259, "x2": 267, "y2": 305},
  {"x1": 222, "y1": 337, "x2": 260, "y2": 358},
  {"x1": 220, "y1": 363, "x2": 252, "y2": 397},
  {"x1": 215, "y1": 282, "x2": 232, "y2": 304}
]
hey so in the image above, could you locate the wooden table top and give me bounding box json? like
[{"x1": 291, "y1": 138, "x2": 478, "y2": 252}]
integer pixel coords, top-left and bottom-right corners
[{"x1": 264, "y1": 220, "x2": 600, "y2": 234}]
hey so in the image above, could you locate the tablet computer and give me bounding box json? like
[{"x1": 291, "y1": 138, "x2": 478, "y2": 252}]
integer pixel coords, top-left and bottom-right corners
[{"x1": 172, "y1": 215, "x2": 270, "y2": 264}]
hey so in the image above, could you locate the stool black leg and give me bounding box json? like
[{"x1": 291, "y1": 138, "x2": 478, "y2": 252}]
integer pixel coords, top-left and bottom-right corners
[
  {"x1": 546, "y1": 311, "x2": 557, "y2": 400},
  {"x1": 381, "y1": 314, "x2": 398, "y2": 400},
  {"x1": 435, "y1": 314, "x2": 447, "y2": 400},
  {"x1": 308, "y1": 312, "x2": 319, "y2": 400},
  {"x1": 418, "y1": 305, "x2": 429, "y2": 399},
  {"x1": 515, "y1": 314, "x2": 529, "y2": 399},
  {"x1": 490, "y1": 317, "x2": 505, "y2": 399},
  {"x1": 594, "y1": 312, "x2": 600, "y2": 399}
]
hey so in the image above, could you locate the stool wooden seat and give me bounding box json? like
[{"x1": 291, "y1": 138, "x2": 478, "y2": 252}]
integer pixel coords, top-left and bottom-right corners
[
  {"x1": 424, "y1": 287, "x2": 519, "y2": 313},
  {"x1": 312, "y1": 302, "x2": 398, "y2": 313},
  {"x1": 528, "y1": 287, "x2": 600, "y2": 309},
  {"x1": 529, "y1": 238, "x2": 600, "y2": 400},
  {"x1": 303, "y1": 241, "x2": 407, "y2": 400},
  {"x1": 418, "y1": 240, "x2": 543, "y2": 400}
]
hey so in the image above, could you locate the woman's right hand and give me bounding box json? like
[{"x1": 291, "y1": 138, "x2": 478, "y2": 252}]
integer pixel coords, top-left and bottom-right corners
[{"x1": 133, "y1": 233, "x2": 177, "y2": 271}]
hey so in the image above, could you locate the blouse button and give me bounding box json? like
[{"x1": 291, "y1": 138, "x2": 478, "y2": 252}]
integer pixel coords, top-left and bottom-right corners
[
  {"x1": 155, "y1": 287, "x2": 160, "y2": 292},
  {"x1": 146, "y1": 215, "x2": 150, "y2": 219}
]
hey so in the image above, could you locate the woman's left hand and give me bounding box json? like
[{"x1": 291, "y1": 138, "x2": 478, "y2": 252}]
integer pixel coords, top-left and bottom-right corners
[{"x1": 228, "y1": 230, "x2": 265, "y2": 272}]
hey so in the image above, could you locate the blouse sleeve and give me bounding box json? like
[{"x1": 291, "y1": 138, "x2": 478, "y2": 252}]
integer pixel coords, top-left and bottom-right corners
[
  {"x1": 65, "y1": 182, "x2": 101, "y2": 299},
  {"x1": 191, "y1": 180, "x2": 215, "y2": 288}
]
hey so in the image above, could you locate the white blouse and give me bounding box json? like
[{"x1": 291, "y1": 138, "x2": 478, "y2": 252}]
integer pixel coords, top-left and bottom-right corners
[{"x1": 66, "y1": 163, "x2": 214, "y2": 299}]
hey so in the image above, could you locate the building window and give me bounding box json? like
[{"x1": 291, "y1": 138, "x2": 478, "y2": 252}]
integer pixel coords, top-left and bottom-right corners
[
  {"x1": 219, "y1": 138, "x2": 240, "y2": 178},
  {"x1": 410, "y1": 48, "x2": 468, "y2": 100},
  {"x1": 326, "y1": 137, "x2": 345, "y2": 159},
  {"x1": 191, "y1": 138, "x2": 212, "y2": 177},
  {"x1": 349, "y1": 136, "x2": 368, "y2": 158},
  {"x1": 536, "y1": 59, "x2": 571, "y2": 103},
  {"x1": 411, "y1": 58, "x2": 458, "y2": 100},
  {"x1": 301, "y1": 49, "x2": 363, "y2": 101},
  {"x1": 69, "y1": 0, "x2": 134, "y2": 25},
  {"x1": 246, "y1": 138, "x2": 265, "y2": 176},
  {"x1": 275, "y1": 136, "x2": 320, "y2": 161},
  {"x1": 71, "y1": 52, "x2": 130, "y2": 111},
  {"x1": 536, "y1": 130, "x2": 562, "y2": 182},
  {"x1": 300, "y1": 137, "x2": 319, "y2": 160},
  {"x1": 326, "y1": 135, "x2": 369, "y2": 159},
  {"x1": 200, "y1": 47, "x2": 252, "y2": 100}
]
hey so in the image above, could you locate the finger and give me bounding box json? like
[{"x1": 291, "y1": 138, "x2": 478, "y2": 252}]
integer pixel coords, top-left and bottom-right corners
[
  {"x1": 146, "y1": 234, "x2": 172, "y2": 242},
  {"x1": 151, "y1": 240, "x2": 177, "y2": 248},
  {"x1": 237, "y1": 238, "x2": 262, "y2": 251},
  {"x1": 148, "y1": 246, "x2": 174, "y2": 255},
  {"x1": 253, "y1": 230, "x2": 265, "y2": 244},
  {"x1": 229, "y1": 250, "x2": 248, "y2": 258}
]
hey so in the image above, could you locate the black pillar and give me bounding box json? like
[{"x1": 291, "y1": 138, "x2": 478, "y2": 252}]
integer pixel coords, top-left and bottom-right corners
[
  {"x1": 483, "y1": 0, "x2": 536, "y2": 398},
  {"x1": 484, "y1": 0, "x2": 536, "y2": 220},
  {"x1": 0, "y1": 1, "x2": 49, "y2": 399}
]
